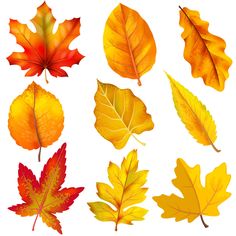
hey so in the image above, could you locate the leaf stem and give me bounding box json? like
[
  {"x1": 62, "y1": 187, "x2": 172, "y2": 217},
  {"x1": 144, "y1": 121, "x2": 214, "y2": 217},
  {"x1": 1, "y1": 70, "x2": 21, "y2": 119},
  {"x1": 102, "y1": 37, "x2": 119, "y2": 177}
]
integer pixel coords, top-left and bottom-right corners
[
  {"x1": 211, "y1": 143, "x2": 221, "y2": 153},
  {"x1": 200, "y1": 215, "x2": 209, "y2": 228},
  {"x1": 132, "y1": 134, "x2": 146, "y2": 146},
  {"x1": 32, "y1": 212, "x2": 39, "y2": 231},
  {"x1": 137, "y1": 78, "x2": 142, "y2": 86},
  {"x1": 38, "y1": 146, "x2": 42, "y2": 162},
  {"x1": 44, "y1": 69, "x2": 49, "y2": 84},
  {"x1": 115, "y1": 223, "x2": 118, "y2": 231}
]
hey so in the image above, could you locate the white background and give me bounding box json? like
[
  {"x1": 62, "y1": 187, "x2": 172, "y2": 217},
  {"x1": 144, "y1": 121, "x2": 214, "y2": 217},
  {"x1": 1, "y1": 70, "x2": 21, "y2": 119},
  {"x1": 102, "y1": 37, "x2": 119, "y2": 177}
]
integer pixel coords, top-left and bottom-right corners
[{"x1": 0, "y1": 0, "x2": 235, "y2": 235}]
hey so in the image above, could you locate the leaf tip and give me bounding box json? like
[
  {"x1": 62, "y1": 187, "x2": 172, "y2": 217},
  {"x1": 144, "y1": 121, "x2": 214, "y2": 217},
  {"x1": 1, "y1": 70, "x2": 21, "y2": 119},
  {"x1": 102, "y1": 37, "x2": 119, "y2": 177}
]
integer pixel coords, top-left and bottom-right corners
[
  {"x1": 164, "y1": 71, "x2": 173, "y2": 81},
  {"x1": 61, "y1": 142, "x2": 67, "y2": 150}
]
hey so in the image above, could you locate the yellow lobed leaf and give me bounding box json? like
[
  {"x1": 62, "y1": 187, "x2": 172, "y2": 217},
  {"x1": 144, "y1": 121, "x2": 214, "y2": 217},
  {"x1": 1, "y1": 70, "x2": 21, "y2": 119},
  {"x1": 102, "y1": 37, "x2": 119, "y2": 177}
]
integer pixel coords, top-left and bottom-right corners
[
  {"x1": 8, "y1": 82, "x2": 64, "y2": 161},
  {"x1": 94, "y1": 80, "x2": 154, "y2": 149},
  {"x1": 153, "y1": 158, "x2": 231, "y2": 228},
  {"x1": 88, "y1": 150, "x2": 148, "y2": 231},
  {"x1": 166, "y1": 72, "x2": 219, "y2": 152},
  {"x1": 179, "y1": 7, "x2": 232, "y2": 91},
  {"x1": 104, "y1": 3, "x2": 156, "y2": 86}
]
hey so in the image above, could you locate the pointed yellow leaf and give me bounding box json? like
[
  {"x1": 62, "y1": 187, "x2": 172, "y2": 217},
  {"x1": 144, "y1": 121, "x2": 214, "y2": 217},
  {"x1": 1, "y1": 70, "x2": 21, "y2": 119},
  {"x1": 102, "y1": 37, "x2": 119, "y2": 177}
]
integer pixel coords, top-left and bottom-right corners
[
  {"x1": 179, "y1": 6, "x2": 232, "y2": 91},
  {"x1": 104, "y1": 3, "x2": 156, "y2": 86},
  {"x1": 166, "y1": 72, "x2": 219, "y2": 152},
  {"x1": 153, "y1": 158, "x2": 231, "y2": 228},
  {"x1": 88, "y1": 150, "x2": 148, "y2": 231},
  {"x1": 94, "y1": 80, "x2": 154, "y2": 149}
]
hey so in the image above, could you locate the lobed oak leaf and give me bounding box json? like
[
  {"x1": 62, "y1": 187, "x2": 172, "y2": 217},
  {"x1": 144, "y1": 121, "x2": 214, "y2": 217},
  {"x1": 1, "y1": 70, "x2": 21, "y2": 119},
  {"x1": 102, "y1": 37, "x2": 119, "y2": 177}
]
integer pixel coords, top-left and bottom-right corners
[
  {"x1": 153, "y1": 158, "x2": 231, "y2": 228},
  {"x1": 179, "y1": 6, "x2": 232, "y2": 91},
  {"x1": 103, "y1": 4, "x2": 156, "y2": 86},
  {"x1": 7, "y1": 2, "x2": 84, "y2": 82},
  {"x1": 88, "y1": 150, "x2": 148, "y2": 231},
  {"x1": 94, "y1": 80, "x2": 154, "y2": 149},
  {"x1": 8, "y1": 82, "x2": 64, "y2": 161},
  {"x1": 166, "y1": 72, "x2": 219, "y2": 152},
  {"x1": 9, "y1": 143, "x2": 84, "y2": 234}
]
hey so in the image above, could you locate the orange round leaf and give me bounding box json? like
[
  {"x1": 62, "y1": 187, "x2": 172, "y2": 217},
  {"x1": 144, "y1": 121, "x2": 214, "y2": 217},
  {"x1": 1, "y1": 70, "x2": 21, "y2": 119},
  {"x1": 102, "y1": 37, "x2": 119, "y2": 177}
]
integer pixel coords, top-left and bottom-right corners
[{"x1": 8, "y1": 82, "x2": 64, "y2": 153}]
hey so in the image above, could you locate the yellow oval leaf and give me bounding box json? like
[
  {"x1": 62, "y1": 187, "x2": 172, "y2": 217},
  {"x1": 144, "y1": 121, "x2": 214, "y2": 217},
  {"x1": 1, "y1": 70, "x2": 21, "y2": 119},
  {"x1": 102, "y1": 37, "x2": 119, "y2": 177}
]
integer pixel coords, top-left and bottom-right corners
[
  {"x1": 88, "y1": 150, "x2": 148, "y2": 231},
  {"x1": 104, "y1": 4, "x2": 156, "y2": 86},
  {"x1": 166, "y1": 72, "x2": 219, "y2": 152},
  {"x1": 8, "y1": 82, "x2": 64, "y2": 161},
  {"x1": 94, "y1": 80, "x2": 154, "y2": 149},
  {"x1": 179, "y1": 7, "x2": 232, "y2": 91}
]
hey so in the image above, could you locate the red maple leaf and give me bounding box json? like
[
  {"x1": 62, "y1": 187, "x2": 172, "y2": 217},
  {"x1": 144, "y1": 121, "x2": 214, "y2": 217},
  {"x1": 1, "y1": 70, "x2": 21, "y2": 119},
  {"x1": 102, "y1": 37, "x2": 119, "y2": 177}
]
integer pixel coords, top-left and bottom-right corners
[{"x1": 9, "y1": 143, "x2": 84, "y2": 234}]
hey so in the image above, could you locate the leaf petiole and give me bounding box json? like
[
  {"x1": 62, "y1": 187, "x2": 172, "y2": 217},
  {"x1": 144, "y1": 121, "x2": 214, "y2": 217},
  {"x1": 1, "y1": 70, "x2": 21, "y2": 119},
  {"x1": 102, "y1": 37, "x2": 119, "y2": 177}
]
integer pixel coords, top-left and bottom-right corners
[
  {"x1": 132, "y1": 134, "x2": 146, "y2": 146},
  {"x1": 44, "y1": 69, "x2": 49, "y2": 84},
  {"x1": 32, "y1": 212, "x2": 40, "y2": 231},
  {"x1": 200, "y1": 215, "x2": 209, "y2": 228},
  {"x1": 211, "y1": 143, "x2": 221, "y2": 153},
  {"x1": 137, "y1": 78, "x2": 142, "y2": 86},
  {"x1": 38, "y1": 147, "x2": 42, "y2": 162}
]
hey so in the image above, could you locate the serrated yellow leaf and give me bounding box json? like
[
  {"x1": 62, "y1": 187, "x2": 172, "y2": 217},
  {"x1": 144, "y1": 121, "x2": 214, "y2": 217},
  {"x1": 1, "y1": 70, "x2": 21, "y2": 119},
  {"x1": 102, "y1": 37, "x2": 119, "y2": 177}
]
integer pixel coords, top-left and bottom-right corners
[
  {"x1": 88, "y1": 150, "x2": 148, "y2": 231},
  {"x1": 104, "y1": 3, "x2": 156, "y2": 86},
  {"x1": 8, "y1": 82, "x2": 64, "y2": 161},
  {"x1": 179, "y1": 6, "x2": 232, "y2": 91},
  {"x1": 166, "y1": 72, "x2": 219, "y2": 152},
  {"x1": 153, "y1": 158, "x2": 231, "y2": 228},
  {"x1": 94, "y1": 80, "x2": 154, "y2": 149}
]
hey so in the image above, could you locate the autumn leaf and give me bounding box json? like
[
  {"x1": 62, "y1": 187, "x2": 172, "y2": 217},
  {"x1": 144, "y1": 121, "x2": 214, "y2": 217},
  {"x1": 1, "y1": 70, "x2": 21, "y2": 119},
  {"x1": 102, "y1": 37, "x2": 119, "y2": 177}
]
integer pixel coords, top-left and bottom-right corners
[
  {"x1": 153, "y1": 158, "x2": 231, "y2": 228},
  {"x1": 179, "y1": 6, "x2": 232, "y2": 91},
  {"x1": 7, "y1": 2, "x2": 84, "y2": 82},
  {"x1": 166, "y1": 72, "x2": 219, "y2": 152},
  {"x1": 103, "y1": 3, "x2": 156, "y2": 86},
  {"x1": 94, "y1": 80, "x2": 154, "y2": 149},
  {"x1": 9, "y1": 143, "x2": 84, "y2": 234},
  {"x1": 8, "y1": 82, "x2": 64, "y2": 161},
  {"x1": 88, "y1": 150, "x2": 148, "y2": 231}
]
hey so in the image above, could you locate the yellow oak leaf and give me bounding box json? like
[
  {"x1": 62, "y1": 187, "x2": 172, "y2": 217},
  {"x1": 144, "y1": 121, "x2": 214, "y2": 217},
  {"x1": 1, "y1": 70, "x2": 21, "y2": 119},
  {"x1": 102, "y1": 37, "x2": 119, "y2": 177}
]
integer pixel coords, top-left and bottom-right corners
[
  {"x1": 94, "y1": 80, "x2": 154, "y2": 149},
  {"x1": 104, "y1": 3, "x2": 156, "y2": 86},
  {"x1": 166, "y1": 72, "x2": 219, "y2": 152},
  {"x1": 8, "y1": 82, "x2": 64, "y2": 161},
  {"x1": 88, "y1": 150, "x2": 148, "y2": 231},
  {"x1": 153, "y1": 158, "x2": 231, "y2": 228},
  {"x1": 179, "y1": 6, "x2": 232, "y2": 91}
]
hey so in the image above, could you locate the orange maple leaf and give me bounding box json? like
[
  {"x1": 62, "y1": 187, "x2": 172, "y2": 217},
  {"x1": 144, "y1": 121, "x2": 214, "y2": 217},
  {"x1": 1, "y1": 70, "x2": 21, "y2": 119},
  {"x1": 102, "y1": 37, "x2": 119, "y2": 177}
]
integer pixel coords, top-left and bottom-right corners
[
  {"x1": 9, "y1": 143, "x2": 84, "y2": 234},
  {"x1": 7, "y1": 2, "x2": 84, "y2": 82}
]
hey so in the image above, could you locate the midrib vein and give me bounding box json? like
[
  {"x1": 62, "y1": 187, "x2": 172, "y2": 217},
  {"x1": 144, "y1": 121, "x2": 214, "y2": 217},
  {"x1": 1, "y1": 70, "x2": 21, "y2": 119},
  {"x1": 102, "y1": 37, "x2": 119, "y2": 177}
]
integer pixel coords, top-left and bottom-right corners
[
  {"x1": 120, "y1": 5, "x2": 140, "y2": 80},
  {"x1": 99, "y1": 84, "x2": 132, "y2": 135},
  {"x1": 180, "y1": 7, "x2": 219, "y2": 84},
  {"x1": 32, "y1": 147, "x2": 65, "y2": 230},
  {"x1": 172, "y1": 81, "x2": 214, "y2": 146}
]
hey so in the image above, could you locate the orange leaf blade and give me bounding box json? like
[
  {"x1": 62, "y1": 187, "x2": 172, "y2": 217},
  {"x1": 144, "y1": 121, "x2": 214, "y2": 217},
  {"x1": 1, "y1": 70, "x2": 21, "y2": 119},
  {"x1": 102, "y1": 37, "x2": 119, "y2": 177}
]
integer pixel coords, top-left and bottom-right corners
[
  {"x1": 7, "y1": 2, "x2": 84, "y2": 79},
  {"x1": 103, "y1": 4, "x2": 156, "y2": 85},
  {"x1": 179, "y1": 7, "x2": 232, "y2": 91},
  {"x1": 8, "y1": 82, "x2": 64, "y2": 160}
]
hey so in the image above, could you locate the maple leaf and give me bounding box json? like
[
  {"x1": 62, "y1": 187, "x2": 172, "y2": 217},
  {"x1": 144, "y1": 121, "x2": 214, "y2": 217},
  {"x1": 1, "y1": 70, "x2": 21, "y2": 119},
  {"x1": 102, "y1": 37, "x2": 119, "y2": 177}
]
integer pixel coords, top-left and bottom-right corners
[
  {"x1": 8, "y1": 82, "x2": 64, "y2": 162},
  {"x1": 153, "y1": 158, "x2": 231, "y2": 228},
  {"x1": 88, "y1": 150, "x2": 148, "y2": 231},
  {"x1": 103, "y1": 4, "x2": 156, "y2": 86},
  {"x1": 94, "y1": 80, "x2": 154, "y2": 149},
  {"x1": 7, "y1": 2, "x2": 84, "y2": 82},
  {"x1": 166, "y1": 72, "x2": 219, "y2": 152},
  {"x1": 179, "y1": 6, "x2": 232, "y2": 91},
  {"x1": 9, "y1": 143, "x2": 84, "y2": 234}
]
